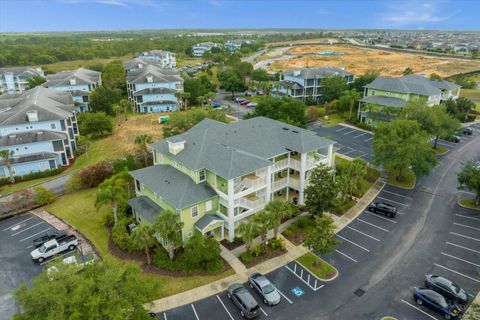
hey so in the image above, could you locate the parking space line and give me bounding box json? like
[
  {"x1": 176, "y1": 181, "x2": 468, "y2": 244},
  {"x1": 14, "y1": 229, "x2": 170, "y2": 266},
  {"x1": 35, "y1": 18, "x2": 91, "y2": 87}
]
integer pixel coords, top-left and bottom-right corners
[
  {"x1": 401, "y1": 299, "x2": 439, "y2": 320},
  {"x1": 163, "y1": 312, "x2": 168, "y2": 320},
  {"x1": 25, "y1": 245, "x2": 34, "y2": 249},
  {"x1": 364, "y1": 211, "x2": 397, "y2": 224},
  {"x1": 337, "y1": 234, "x2": 370, "y2": 252},
  {"x1": 456, "y1": 214, "x2": 480, "y2": 222},
  {"x1": 216, "y1": 295, "x2": 234, "y2": 320},
  {"x1": 191, "y1": 304, "x2": 199, "y2": 320},
  {"x1": 450, "y1": 232, "x2": 480, "y2": 242},
  {"x1": 434, "y1": 263, "x2": 480, "y2": 283},
  {"x1": 2, "y1": 216, "x2": 33, "y2": 231},
  {"x1": 357, "y1": 152, "x2": 368, "y2": 159},
  {"x1": 446, "y1": 242, "x2": 480, "y2": 254},
  {"x1": 357, "y1": 218, "x2": 390, "y2": 232},
  {"x1": 343, "y1": 129, "x2": 357, "y2": 135},
  {"x1": 376, "y1": 196, "x2": 408, "y2": 206},
  {"x1": 19, "y1": 227, "x2": 52, "y2": 242},
  {"x1": 364, "y1": 137, "x2": 373, "y2": 142},
  {"x1": 347, "y1": 226, "x2": 380, "y2": 241},
  {"x1": 353, "y1": 132, "x2": 368, "y2": 139},
  {"x1": 336, "y1": 127, "x2": 348, "y2": 132},
  {"x1": 275, "y1": 287, "x2": 293, "y2": 304},
  {"x1": 440, "y1": 252, "x2": 480, "y2": 267},
  {"x1": 11, "y1": 221, "x2": 44, "y2": 236},
  {"x1": 458, "y1": 190, "x2": 476, "y2": 196},
  {"x1": 381, "y1": 190, "x2": 413, "y2": 199},
  {"x1": 341, "y1": 149, "x2": 356, "y2": 156},
  {"x1": 259, "y1": 307, "x2": 268, "y2": 317},
  {"x1": 285, "y1": 264, "x2": 321, "y2": 291},
  {"x1": 454, "y1": 222, "x2": 480, "y2": 232},
  {"x1": 335, "y1": 249, "x2": 358, "y2": 263}
]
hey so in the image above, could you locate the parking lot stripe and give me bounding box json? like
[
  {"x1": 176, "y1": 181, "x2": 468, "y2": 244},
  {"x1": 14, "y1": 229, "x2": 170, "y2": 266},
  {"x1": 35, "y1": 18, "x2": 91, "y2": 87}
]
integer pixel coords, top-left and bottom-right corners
[
  {"x1": 450, "y1": 232, "x2": 480, "y2": 242},
  {"x1": 341, "y1": 149, "x2": 356, "y2": 156},
  {"x1": 456, "y1": 214, "x2": 480, "y2": 222},
  {"x1": 440, "y1": 252, "x2": 480, "y2": 267},
  {"x1": 446, "y1": 242, "x2": 480, "y2": 254},
  {"x1": 357, "y1": 218, "x2": 390, "y2": 232},
  {"x1": 19, "y1": 227, "x2": 52, "y2": 242},
  {"x1": 364, "y1": 212, "x2": 397, "y2": 224},
  {"x1": 458, "y1": 190, "x2": 477, "y2": 196},
  {"x1": 346, "y1": 226, "x2": 381, "y2": 241},
  {"x1": 454, "y1": 222, "x2": 480, "y2": 232},
  {"x1": 353, "y1": 132, "x2": 368, "y2": 139},
  {"x1": 216, "y1": 295, "x2": 234, "y2": 320},
  {"x1": 401, "y1": 299, "x2": 439, "y2": 320},
  {"x1": 381, "y1": 190, "x2": 413, "y2": 199},
  {"x1": 10, "y1": 221, "x2": 44, "y2": 236},
  {"x1": 163, "y1": 312, "x2": 167, "y2": 320},
  {"x1": 364, "y1": 137, "x2": 373, "y2": 142},
  {"x1": 335, "y1": 249, "x2": 358, "y2": 263},
  {"x1": 336, "y1": 127, "x2": 348, "y2": 132},
  {"x1": 376, "y1": 196, "x2": 407, "y2": 206},
  {"x1": 285, "y1": 264, "x2": 318, "y2": 291},
  {"x1": 434, "y1": 263, "x2": 480, "y2": 283},
  {"x1": 343, "y1": 129, "x2": 357, "y2": 135},
  {"x1": 191, "y1": 304, "x2": 200, "y2": 320},
  {"x1": 260, "y1": 307, "x2": 268, "y2": 317},
  {"x1": 337, "y1": 234, "x2": 370, "y2": 252},
  {"x1": 25, "y1": 245, "x2": 34, "y2": 249},
  {"x1": 275, "y1": 287, "x2": 293, "y2": 304},
  {"x1": 2, "y1": 216, "x2": 33, "y2": 231}
]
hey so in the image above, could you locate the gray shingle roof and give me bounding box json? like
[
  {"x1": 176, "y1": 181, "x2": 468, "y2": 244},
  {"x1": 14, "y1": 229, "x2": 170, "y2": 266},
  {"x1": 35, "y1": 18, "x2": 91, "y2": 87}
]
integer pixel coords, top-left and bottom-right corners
[
  {"x1": 152, "y1": 117, "x2": 333, "y2": 179},
  {"x1": 133, "y1": 87, "x2": 177, "y2": 96},
  {"x1": 0, "y1": 151, "x2": 58, "y2": 166},
  {"x1": 195, "y1": 214, "x2": 224, "y2": 231},
  {"x1": 126, "y1": 64, "x2": 182, "y2": 84},
  {"x1": 142, "y1": 100, "x2": 177, "y2": 106},
  {"x1": 277, "y1": 80, "x2": 304, "y2": 89},
  {"x1": 128, "y1": 196, "x2": 163, "y2": 224},
  {"x1": 283, "y1": 67, "x2": 352, "y2": 79},
  {"x1": 124, "y1": 58, "x2": 165, "y2": 71},
  {"x1": 365, "y1": 74, "x2": 458, "y2": 96},
  {"x1": 0, "y1": 67, "x2": 44, "y2": 78},
  {"x1": 0, "y1": 130, "x2": 66, "y2": 147},
  {"x1": 44, "y1": 68, "x2": 101, "y2": 87},
  {"x1": 360, "y1": 96, "x2": 407, "y2": 107},
  {"x1": 0, "y1": 87, "x2": 76, "y2": 126},
  {"x1": 130, "y1": 165, "x2": 217, "y2": 209}
]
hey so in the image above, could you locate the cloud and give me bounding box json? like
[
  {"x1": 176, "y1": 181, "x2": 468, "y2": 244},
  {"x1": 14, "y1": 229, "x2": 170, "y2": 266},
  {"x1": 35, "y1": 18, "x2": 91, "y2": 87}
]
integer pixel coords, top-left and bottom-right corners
[{"x1": 381, "y1": 1, "x2": 459, "y2": 26}]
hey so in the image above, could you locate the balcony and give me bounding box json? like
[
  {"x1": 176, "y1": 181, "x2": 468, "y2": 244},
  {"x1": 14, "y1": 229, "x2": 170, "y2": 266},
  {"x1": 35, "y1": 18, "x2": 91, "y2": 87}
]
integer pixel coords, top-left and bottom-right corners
[
  {"x1": 274, "y1": 158, "x2": 289, "y2": 171},
  {"x1": 290, "y1": 158, "x2": 301, "y2": 171},
  {"x1": 273, "y1": 177, "x2": 288, "y2": 191},
  {"x1": 234, "y1": 174, "x2": 266, "y2": 194},
  {"x1": 289, "y1": 176, "x2": 301, "y2": 189},
  {"x1": 235, "y1": 195, "x2": 265, "y2": 210}
]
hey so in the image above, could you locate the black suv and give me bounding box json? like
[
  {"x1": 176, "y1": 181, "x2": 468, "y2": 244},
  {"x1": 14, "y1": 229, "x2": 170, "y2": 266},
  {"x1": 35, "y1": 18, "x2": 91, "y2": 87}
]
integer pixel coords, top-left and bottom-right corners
[
  {"x1": 425, "y1": 274, "x2": 469, "y2": 305},
  {"x1": 463, "y1": 127, "x2": 473, "y2": 135},
  {"x1": 368, "y1": 202, "x2": 397, "y2": 218},
  {"x1": 227, "y1": 284, "x2": 260, "y2": 318}
]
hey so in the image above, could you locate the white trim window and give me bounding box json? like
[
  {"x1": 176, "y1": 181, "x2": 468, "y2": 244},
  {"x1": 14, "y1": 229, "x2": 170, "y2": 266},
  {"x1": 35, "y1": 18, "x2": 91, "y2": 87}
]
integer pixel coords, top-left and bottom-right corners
[
  {"x1": 205, "y1": 200, "x2": 212, "y2": 211},
  {"x1": 191, "y1": 205, "x2": 199, "y2": 218}
]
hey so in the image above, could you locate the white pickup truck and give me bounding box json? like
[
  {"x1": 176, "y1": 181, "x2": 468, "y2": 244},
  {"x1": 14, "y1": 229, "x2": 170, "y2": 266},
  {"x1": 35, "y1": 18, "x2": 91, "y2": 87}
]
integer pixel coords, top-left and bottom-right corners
[{"x1": 31, "y1": 235, "x2": 78, "y2": 263}]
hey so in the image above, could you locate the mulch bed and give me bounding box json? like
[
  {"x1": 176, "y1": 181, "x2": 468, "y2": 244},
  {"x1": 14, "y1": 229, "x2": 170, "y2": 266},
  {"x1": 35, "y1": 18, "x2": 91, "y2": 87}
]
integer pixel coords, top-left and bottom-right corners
[
  {"x1": 220, "y1": 238, "x2": 244, "y2": 250},
  {"x1": 283, "y1": 230, "x2": 306, "y2": 246},
  {"x1": 242, "y1": 248, "x2": 287, "y2": 269}
]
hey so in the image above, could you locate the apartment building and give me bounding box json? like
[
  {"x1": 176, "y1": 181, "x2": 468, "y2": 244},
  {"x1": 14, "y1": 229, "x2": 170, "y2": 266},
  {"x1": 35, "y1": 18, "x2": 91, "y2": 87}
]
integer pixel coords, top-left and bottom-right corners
[
  {"x1": 224, "y1": 40, "x2": 254, "y2": 51},
  {"x1": 136, "y1": 50, "x2": 176, "y2": 68},
  {"x1": 192, "y1": 42, "x2": 220, "y2": 56},
  {"x1": 0, "y1": 67, "x2": 45, "y2": 94}
]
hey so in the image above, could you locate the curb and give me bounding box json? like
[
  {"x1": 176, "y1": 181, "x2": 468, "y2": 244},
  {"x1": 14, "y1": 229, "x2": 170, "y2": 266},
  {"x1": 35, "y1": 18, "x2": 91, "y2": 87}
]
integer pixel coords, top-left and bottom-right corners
[
  {"x1": 296, "y1": 254, "x2": 339, "y2": 282},
  {"x1": 386, "y1": 174, "x2": 416, "y2": 190},
  {"x1": 458, "y1": 198, "x2": 480, "y2": 211},
  {"x1": 338, "y1": 122, "x2": 374, "y2": 134}
]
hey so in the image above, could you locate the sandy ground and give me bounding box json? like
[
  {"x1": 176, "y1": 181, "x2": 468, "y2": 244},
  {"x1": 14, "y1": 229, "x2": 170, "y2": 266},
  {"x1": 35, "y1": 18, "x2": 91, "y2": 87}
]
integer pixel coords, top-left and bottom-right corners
[{"x1": 263, "y1": 44, "x2": 480, "y2": 77}]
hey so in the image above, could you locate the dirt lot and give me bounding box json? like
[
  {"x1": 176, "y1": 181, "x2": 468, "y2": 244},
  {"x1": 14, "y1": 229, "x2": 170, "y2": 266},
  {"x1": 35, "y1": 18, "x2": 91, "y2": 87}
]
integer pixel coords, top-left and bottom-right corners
[{"x1": 266, "y1": 44, "x2": 480, "y2": 77}]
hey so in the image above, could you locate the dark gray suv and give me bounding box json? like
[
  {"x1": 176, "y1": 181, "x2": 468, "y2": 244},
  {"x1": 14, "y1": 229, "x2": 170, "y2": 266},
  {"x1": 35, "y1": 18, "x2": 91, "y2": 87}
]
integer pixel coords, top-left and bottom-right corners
[
  {"x1": 368, "y1": 202, "x2": 397, "y2": 218},
  {"x1": 227, "y1": 283, "x2": 260, "y2": 318}
]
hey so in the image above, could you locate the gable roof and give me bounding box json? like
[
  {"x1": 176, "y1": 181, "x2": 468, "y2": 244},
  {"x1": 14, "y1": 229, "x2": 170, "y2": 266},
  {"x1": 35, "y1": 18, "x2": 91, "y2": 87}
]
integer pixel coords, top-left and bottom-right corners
[
  {"x1": 0, "y1": 130, "x2": 66, "y2": 147},
  {"x1": 283, "y1": 67, "x2": 352, "y2": 79},
  {"x1": 0, "y1": 87, "x2": 75, "y2": 126},
  {"x1": 360, "y1": 96, "x2": 407, "y2": 108},
  {"x1": 0, "y1": 67, "x2": 44, "y2": 78},
  {"x1": 130, "y1": 165, "x2": 217, "y2": 209},
  {"x1": 44, "y1": 68, "x2": 101, "y2": 87},
  {"x1": 124, "y1": 58, "x2": 166, "y2": 71},
  {"x1": 365, "y1": 74, "x2": 459, "y2": 96},
  {"x1": 152, "y1": 117, "x2": 333, "y2": 179},
  {"x1": 127, "y1": 196, "x2": 163, "y2": 224},
  {"x1": 126, "y1": 64, "x2": 182, "y2": 84}
]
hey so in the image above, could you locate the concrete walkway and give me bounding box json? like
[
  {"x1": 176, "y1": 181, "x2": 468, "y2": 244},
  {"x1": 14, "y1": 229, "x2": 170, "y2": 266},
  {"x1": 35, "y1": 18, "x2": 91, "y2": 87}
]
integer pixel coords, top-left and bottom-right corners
[{"x1": 219, "y1": 244, "x2": 247, "y2": 276}]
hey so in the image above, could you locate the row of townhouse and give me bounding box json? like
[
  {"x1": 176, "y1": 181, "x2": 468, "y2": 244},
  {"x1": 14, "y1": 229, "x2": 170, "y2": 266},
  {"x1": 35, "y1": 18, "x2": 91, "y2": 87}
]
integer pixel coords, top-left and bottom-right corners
[
  {"x1": 224, "y1": 39, "x2": 254, "y2": 51},
  {"x1": 0, "y1": 87, "x2": 79, "y2": 178},
  {"x1": 136, "y1": 50, "x2": 176, "y2": 68},
  {"x1": 128, "y1": 116, "x2": 335, "y2": 243},
  {"x1": 191, "y1": 42, "x2": 220, "y2": 57},
  {"x1": 0, "y1": 67, "x2": 45, "y2": 94}
]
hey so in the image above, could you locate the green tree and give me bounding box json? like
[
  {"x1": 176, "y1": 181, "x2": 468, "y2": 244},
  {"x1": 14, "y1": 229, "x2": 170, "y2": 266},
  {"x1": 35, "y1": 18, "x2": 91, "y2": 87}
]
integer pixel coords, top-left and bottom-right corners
[
  {"x1": 304, "y1": 164, "x2": 338, "y2": 216},
  {"x1": 13, "y1": 259, "x2": 156, "y2": 320},
  {"x1": 429, "y1": 73, "x2": 442, "y2": 80},
  {"x1": 322, "y1": 75, "x2": 348, "y2": 102},
  {"x1": 251, "y1": 69, "x2": 269, "y2": 82},
  {"x1": 247, "y1": 96, "x2": 307, "y2": 127},
  {"x1": 26, "y1": 75, "x2": 46, "y2": 89},
  {"x1": 134, "y1": 134, "x2": 153, "y2": 167},
  {"x1": 403, "y1": 67, "x2": 414, "y2": 75},
  {"x1": 102, "y1": 60, "x2": 126, "y2": 93},
  {"x1": 349, "y1": 70, "x2": 378, "y2": 92},
  {"x1": 78, "y1": 112, "x2": 113, "y2": 138},
  {"x1": 332, "y1": 89, "x2": 360, "y2": 119},
  {"x1": 119, "y1": 98, "x2": 130, "y2": 121},
  {"x1": 182, "y1": 233, "x2": 223, "y2": 272},
  {"x1": 131, "y1": 224, "x2": 156, "y2": 265},
  {"x1": 457, "y1": 161, "x2": 480, "y2": 206},
  {"x1": 253, "y1": 210, "x2": 276, "y2": 252},
  {"x1": 337, "y1": 158, "x2": 367, "y2": 200},
  {"x1": 184, "y1": 75, "x2": 216, "y2": 106},
  {"x1": 95, "y1": 176, "x2": 127, "y2": 227},
  {"x1": 304, "y1": 215, "x2": 339, "y2": 254},
  {"x1": 233, "y1": 61, "x2": 253, "y2": 83},
  {"x1": 33, "y1": 186, "x2": 56, "y2": 205},
  {"x1": 265, "y1": 199, "x2": 296, "y2": 238},
  {"x1": 236, "y1": 221, "x2": 258, "y2": 252},
  {"x1": 445, "y1": 97, "x2": 475, "y2": 122},
  {"x1": 153, "y1": 210, "x2": 184, "y2": 260},
  {"x1": 162, "y1": 108, "x2": 227, "y2": 138},
  {"x1": 373, "y1": 119, "x2": 437, "y2": 181},
  {"x1": 219, "y1": 69, "x2": 245, "y2": 98},
  {"x1": 0, "y1": 149, "x2": 15, "y2": 184},
  {"x1": 89, "y1": 86, "x2": 120, "y2": 115}
]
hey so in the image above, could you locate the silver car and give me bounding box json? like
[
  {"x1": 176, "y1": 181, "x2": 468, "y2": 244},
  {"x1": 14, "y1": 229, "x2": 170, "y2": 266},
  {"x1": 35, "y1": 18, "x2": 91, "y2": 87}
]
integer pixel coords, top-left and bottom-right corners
[{"x1": 248, "y1": 272, "x2": 281, "y2": 306}]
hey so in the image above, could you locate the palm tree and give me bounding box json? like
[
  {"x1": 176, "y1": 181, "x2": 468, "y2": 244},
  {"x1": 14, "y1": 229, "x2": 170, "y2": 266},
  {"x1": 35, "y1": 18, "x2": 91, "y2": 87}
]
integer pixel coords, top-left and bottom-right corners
[
  {"x1": 265, "y1": 199, "x2": 295, "y2": 239},
  {"x1": 120, "y1": 99, "x2": 130, "y2": 121},
  {"x1": 253, "y1": 210, "x2": 276, "y2": 253},
  {"x1": 131, "y1": 224, "x2": 155, "y2": 265},
  {"x1": 95, "y1": 176, "x2": 127, "y2": 227},
  {"x1": 152, "y1": 210, "x2": 184, "y2": 260},
  {"x1": 181, "y1": 92, "x2": 191, "y2": 110},
  {"x1": 236, "y1": 221, "x2": 257, "y2": 252},
  {"x1": 134, "y1": 134, "x2": 153, "y2": 167},
  {"x1": 0, "y1": 150, "x2": 15, "y2": 184}
]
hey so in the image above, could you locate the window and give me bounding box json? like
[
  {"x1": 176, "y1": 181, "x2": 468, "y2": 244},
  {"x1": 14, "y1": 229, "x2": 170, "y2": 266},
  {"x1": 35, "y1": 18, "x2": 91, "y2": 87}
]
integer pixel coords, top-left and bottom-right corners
[
  {"x1": 371, "y1": 90, "x2": 376, "y2": 96},
  {"x1": 191, "y1": 206, "x2": 199, "y2": 218},
  {"x1": 199, "y1": 170, "x2": 206, "y2": 182},
  {"x1": 135, "y1": 179, "x2": 141, "y2": 192},
  {"x1": 206, "y1": 200, "x2": 212, "y2": 211},
  {"x1": 50, "y1": 123, "x2": 56, "y2": 130}
]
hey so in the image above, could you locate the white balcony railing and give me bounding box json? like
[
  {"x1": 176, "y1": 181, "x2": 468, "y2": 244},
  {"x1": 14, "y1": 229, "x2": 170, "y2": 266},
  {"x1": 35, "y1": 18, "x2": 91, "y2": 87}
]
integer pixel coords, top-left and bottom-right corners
[
  {"x1": 235, "y1": 197, "x2": 265, "y2": 210},
  {"x1": 234, "y1": 176, "x2": 266, "y2": 193},
  {"x1": 289, "y1": 177, "x2": 301, "y2": 190},
  {"x1": 273, "y1": 177, "x2": 288, "y2": 191},
  {"x1": 290, "y1": 158, "x2": 301, "y2": 171},
  {"x1": 274, "y1": 158, "x2": 289, "y2": 171}
]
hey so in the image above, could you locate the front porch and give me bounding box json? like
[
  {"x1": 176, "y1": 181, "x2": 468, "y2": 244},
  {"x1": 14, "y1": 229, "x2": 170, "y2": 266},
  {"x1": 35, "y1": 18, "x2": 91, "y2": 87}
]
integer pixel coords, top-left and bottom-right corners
[
  {"x1": 195, "y1": 214, "x2": 225, "y2": 241},
  {"x1": 273, "y1": 187, "x2": 300, "y2": 204}
]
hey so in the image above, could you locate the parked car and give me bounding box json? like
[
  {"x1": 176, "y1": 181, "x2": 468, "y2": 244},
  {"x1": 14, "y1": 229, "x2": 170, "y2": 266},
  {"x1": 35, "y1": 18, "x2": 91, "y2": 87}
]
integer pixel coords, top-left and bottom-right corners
[
  {"x1": 31, "y1": 235, "x2": 78, "y2": 263},
  {"x1": 47, "y1": 253, "x2": 95, "y2": 279},
  {"x1": 240, "y1": 100, "x2": 251, "y2": 105},
  {"x1": 246, "y1": 102, "x2": 257, "y2": 108},
  {"x1": 425, "y1": 274, "x2": 468, "y2": 305},
  {"x1": 414, "y1": 287, "x2": 463, "y2": 319},
  {"x1": 126, "y1": 223, "x2": 137, "y2": 234},
  {"x1": 227, "y1": 283, "x2": 261, "y2": 318},
  {"x1": 212, "y1": 101, "x2": 221, "y2": 108},
  {"x1": 368, "y1": 202, "x2": 397, "y2": 218},
  {"x1": 235, "y1": 98, "x2": 246, "y2": 103},
  {"x1": 463, "y1": 127, "x2": 473, "y2": 135},
  {"x1": 245, "y1": 91, "x2": 253, "y2": 96},
  {"x1": 256, "y1": 90, "x2": 264, "y2": 95},
  {"x1": 33, "y1": 230, "x2": 67, "y2": 248},
  {"x1": 248, "y1": 272, "x2": 281, "y2": 306},
  {"x1": 451, "y1": 135, "x2": 460, "y2": 143}
]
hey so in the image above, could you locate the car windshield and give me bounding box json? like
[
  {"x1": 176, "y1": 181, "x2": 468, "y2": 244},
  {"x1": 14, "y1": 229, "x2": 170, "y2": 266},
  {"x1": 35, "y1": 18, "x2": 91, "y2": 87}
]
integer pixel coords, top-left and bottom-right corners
[
  {"x1": 451, "y1": 283, "x2": 461, "y2": 294},
  {"x1": 262, "y1": 284, "x2": 275, "y2": 294},
  {"x1": 39, "y1": 244, "x2": 47, "y2": 253}
]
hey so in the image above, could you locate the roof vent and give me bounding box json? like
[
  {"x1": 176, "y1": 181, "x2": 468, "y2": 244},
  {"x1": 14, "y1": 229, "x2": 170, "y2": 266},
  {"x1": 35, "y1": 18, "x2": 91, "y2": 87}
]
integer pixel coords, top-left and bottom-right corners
[
  {"x1": 69, "y1": 78, "x2": 76, "y2": 85},
  {"x1": 8, "y1": 134, "x2": 16, "y2": 138},
  {"x1": 26, "y1": 110, "x2": 38, "y2": 122},
  {"x1": 138, "y1": 64, "x2": 143, "y2": 69},
  {"x1": 282, "y1": 127, "x2": 289, "y2": 131},
  {"x1": 293, "y1": 70, "x2": 301, "y2": 76},
  {"x1": 146, "y1": 75, "x2": 153, "y2": 83},
  {"x1": 292, "y1": 130, "x2": 299, "y2": 133}
]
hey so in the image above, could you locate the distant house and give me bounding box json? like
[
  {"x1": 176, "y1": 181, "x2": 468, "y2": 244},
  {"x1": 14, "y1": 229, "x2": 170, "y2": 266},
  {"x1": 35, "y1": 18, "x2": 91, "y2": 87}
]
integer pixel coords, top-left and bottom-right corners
[
  {"x1": 0, "y1": 67, "x2": 45, "y2": 94},
  {"x1": 192, "y1": 42, "x2": 219, "y2": 57},
  {"x1": 272, "y1": 67, "x2": 354, "y2": 102},
  {"x1": 44, "y1": 68, "x2": 101, "y2": 113},
  {"x1": 136, "y1": 50, "x2": 176, "y2": 68},
  {"x1": 224, "y1": 40, "x2": 253, "y2": 51},
  {"x1": 126, "y1": 64, "x2": 183, "y2": 113},
  {"x1": 0, "y1": 87, "x2": 79, "y2": 178},
  {"x1": 358, "y1": 74, "x2": 461, "y2": 124}
]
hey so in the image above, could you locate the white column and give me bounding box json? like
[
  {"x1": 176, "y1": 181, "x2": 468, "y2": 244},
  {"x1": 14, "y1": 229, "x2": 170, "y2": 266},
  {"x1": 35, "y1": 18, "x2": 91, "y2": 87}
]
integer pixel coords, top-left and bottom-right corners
[
  {"x1": 227, "y1": 179, "x2": 235, "y2": 241},
  {"x1": 266, "y1": 165, "x2": 272, "y2": 203},
  {"x1": 328, "y1": 144, "x2": 334, "y2": 167},
  {"x1": 299, "y1": 153, "x2": 307, "y2": 205}
]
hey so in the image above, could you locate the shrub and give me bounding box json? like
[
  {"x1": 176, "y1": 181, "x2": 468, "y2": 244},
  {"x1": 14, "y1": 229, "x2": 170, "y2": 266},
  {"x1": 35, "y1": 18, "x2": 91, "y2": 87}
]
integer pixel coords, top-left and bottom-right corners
[
  {"x1": 282, "y1": 229, "x2": 294, "y2": 238},
  {"x1": 296, "y1": 216, "x2": 311, "y2": 229},
  {"x1": 0, "y1": 167, "x2": 63, "y2": 187},
  {"x1": 240, "y1": 252, "x2": 253, "y2": 264},
  {"x1": 182, "y1": 233, "x2": 224, "y2": 273},
  {"x1": 78, "y1": 112, "x2": 114, "y2": 138},
  {"x1": 112, "y1": 155, "x2": 143, "y2": 174},
  {"x1": 267, "y1": 237, "x2": 285, "y2": 250},
  {"x1": 152, "y1": 247, "x2": 183, "y2": 272},
  {"x1": 33, "y1": 186, "x2": 56, "y2": 205},
  {"x1": 111, "y1": 219, "x2": 137, "y2": 252},
  {"x1": 286, "y1": 224, "x2": 299, "y2": 234},
  {"x1": 66, "y1": 173, "x2": 82, "y2": 193},
  {"x1": 249, "y1": 245, "x2": 264, "y2": 257},
  {"x1": 78, "y1": 161, "x2": 113, "y2": 188},
  {"x1": 306, "y1": 106, "x2": 321, "y2": 122}
]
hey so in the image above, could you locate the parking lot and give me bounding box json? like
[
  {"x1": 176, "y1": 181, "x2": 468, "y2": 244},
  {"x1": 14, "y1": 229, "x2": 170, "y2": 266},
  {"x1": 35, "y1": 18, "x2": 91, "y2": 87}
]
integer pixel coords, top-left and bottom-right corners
[
  {"x1": 0, "y1": 213, "x2": 60, "y2": 319},
  {"x1": 433, "y1": 122, "x2": 480, "y2": 154}
]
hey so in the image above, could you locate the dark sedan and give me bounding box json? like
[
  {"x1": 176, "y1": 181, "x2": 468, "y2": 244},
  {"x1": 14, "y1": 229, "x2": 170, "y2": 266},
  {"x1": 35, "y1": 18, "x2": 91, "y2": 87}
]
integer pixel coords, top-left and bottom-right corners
[
  {"x1": 368, "y1": 202, "x2": 397, "y2": 218},
  {"x1": 425, "y1": 274, "x2": 468, "y2": 304},
  {"x1": 414, "y1": 287, "x2": 463, "y2": 320},
  {"x1": 227, "y1": 283, "x2": 260, "y2": 319}
]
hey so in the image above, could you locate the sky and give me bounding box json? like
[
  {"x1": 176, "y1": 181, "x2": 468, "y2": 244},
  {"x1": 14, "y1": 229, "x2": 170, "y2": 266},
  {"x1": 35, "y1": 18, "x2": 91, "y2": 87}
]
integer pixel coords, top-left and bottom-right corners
[{"x1": 0, "y1": 0, "x2": 479, "y2": 32}]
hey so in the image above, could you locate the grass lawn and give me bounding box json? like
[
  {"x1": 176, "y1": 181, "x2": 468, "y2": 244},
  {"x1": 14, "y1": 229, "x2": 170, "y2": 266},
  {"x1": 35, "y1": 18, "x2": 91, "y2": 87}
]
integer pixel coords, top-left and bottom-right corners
[
  {"x1": 387, "y1": 167, "x2": 416, "y2": 189},
  {"x1": 296, "y1": 252, "x2": 337, "y2": 280},
  {"x1": 323, "y1": 113, "x2": 347, "y2": 127},
  {"x1": 46, "y1": 188, "x2": 235, "y2": 300},
  {"x1": 433, "y1": 146, "x2": 449, "y2": 155},
  {"x1": 458, "y1": 198, "x2": 480, "y2": 211},
  {"x1": 461, "y1": 89, "x2": 480, "y2": 99},
  {"x1": 42, "y1": 54, "x2": 132, "y2": 73}
]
